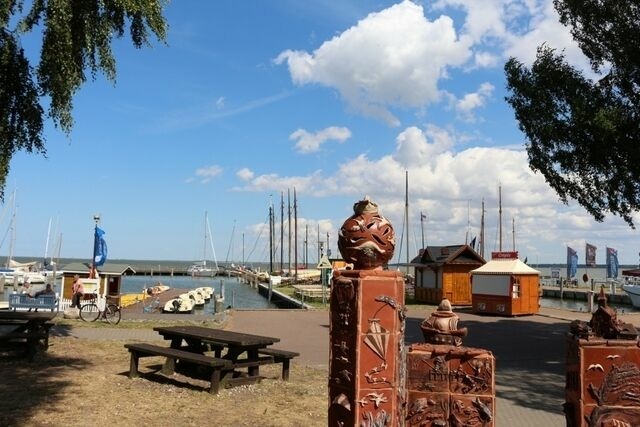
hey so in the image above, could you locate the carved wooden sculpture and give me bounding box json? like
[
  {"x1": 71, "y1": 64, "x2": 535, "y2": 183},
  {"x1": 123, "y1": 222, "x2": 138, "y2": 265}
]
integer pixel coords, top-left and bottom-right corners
[
  {"x1": 330, "y1": 198, "x2": 405, "y2": 426},
  {"x1": 565, "y1": 287, "x2": 640, "y2": 426}
]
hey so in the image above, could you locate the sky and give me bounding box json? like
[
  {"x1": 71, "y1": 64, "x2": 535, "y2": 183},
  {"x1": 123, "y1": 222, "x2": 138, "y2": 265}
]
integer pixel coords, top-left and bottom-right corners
[{"x1": 4, "y1": 0, "x2": 640, "y2": 266}]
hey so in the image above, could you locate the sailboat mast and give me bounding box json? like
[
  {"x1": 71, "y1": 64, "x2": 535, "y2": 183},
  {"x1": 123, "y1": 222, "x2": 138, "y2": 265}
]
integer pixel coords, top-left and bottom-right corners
[
  {"x1": 498, "y1": 185, "x2": 503, "y2": 252},
  {"x1": 203, "y1": 211, "x2": 208, "y2": 268},
  {"x1": 405, "y1": 171, "x2": 409, "y2": 265},
  {"x1": 268, "y1": 203, "x2": 274, "y2": 273},
  {"x1": 512, "y1": 217, "x2": 516, "y2": 251},
  {"x1": 294, "y1": 187, "x2": 298, "y2": 282},
  {"x1": 479, "y1": 198, "x2": 485, "y2": 258},
  {"x1": 44, "y1": 217, "x2": 52, "y2": 265},
  {"x1": 280, "y1": 192, "x2": 284, "y2": 273},
  {"x1": 288, "y1": 189, "x2": 292, "y2": 274}
]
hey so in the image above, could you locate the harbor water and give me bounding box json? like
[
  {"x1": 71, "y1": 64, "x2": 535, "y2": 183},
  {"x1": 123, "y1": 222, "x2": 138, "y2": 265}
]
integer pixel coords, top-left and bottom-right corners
[{"x1": 121, "y1": 275, "x2": 278, "y2": 311}]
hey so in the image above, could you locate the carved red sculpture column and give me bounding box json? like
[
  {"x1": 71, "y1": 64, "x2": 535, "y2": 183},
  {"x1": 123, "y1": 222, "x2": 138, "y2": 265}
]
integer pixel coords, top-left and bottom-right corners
[
  {"x1": 329, "y1": 198, "x2": 405, "y2": 426},
  {"x1": 565, "y1": 288, "x2": 640, "y2": 426}
]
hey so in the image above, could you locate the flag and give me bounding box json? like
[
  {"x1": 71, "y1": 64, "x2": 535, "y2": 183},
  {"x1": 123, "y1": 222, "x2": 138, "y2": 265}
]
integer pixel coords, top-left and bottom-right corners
[
  {"x1": 420, "y1": 211, "x2": 426, "y2": 220},
  {"x1": 93, "y1": 227, "x2": 108, "y2": 267},
  {"x1": 470, "y1": 236, "x2": 476, "y2": 250},
  {"x1": 586, "y1": 243, "x2": 597, "y2": 267},
  {"x1": 524, "y1": 257, "x2": 528, "y2": 264},
  {"x1": 606, "y1": 247, "x2": 619, "y2": 278},
  {"x1": 567, "y1": 247, "x2": 578, "y2": 278}
]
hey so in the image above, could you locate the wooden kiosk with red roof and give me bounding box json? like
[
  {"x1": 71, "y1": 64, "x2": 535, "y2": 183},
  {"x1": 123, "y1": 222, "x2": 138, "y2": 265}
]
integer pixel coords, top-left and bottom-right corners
[
  {"x1": 470, "y1": 251, "x2": 540, "y2": 316},
  {"x1": 411, "y1": 244, "x2": 485, "y2": 306}
]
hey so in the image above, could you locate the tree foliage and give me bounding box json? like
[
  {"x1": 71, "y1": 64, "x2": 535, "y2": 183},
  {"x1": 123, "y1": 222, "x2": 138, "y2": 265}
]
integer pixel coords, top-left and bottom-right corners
[
  {"x1": 0, "y1": 0, "x2": 167, "y2": 198},
  {"x1": 504, "y1": 0, "x2": 640, "y2": 227}
]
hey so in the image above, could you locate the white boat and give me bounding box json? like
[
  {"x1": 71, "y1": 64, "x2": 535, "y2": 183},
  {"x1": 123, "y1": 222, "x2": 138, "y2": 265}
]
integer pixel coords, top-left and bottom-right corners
[
  {"x1": 162, "y1": 297, "x2": 195, "y2": 314},
  {"x1": 180, "y1": 291, "x2": 205, "y2": 308},
  {"x1": 194, "y1": 286, "x2": 213, "y2": 301},
  {"x1": 622, "y1": 284, "x2": 640, "y2": 308},
  {"x1": 188, "y1": 211, "x2": 219, "y2": 277}
]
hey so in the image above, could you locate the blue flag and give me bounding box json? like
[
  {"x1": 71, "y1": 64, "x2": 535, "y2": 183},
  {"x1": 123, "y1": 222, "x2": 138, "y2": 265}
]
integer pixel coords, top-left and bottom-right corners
[
  {"x1": 470, "y1": 236, "x2": 476, "y2": 250},
  {"x1": 94, "y1": 227, "x2": 107, "y2": 267},
  {"x1": 567, "y1": 247, "x2": 578, "y2": 278},
  {"x1": 606, "y1": 247, "x2": 619, "y2": 278}
]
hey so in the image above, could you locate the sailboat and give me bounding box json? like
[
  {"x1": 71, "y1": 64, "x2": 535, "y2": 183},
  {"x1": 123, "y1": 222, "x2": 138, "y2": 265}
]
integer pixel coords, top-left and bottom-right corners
[{"x1": 188, "y1": 211, "x2": 219, "y2": 277}]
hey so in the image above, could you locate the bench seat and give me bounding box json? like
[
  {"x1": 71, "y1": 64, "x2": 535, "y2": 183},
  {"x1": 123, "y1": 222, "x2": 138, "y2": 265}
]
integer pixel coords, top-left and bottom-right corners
[
  {"x1": 9, "y1": 294, "x2": 58, "y2": 312},
  {"x1": 124, "y1": 343, "x2": 232, "y2": 394},
  {"x1": 259, "y1": 348, "x2": 300, "y2": 380}
]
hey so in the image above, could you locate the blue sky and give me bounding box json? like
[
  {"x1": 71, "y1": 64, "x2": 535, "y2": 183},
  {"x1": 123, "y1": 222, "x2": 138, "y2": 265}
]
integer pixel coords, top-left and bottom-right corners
[{"x1": 4, "y1": 0, "x2": 640, "y2": 266}]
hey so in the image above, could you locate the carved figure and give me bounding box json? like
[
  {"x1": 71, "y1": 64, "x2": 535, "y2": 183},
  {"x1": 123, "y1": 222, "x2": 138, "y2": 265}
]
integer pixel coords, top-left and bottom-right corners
[
  {"x1": 569, "y1": 287, "x2": 638, "y2": 340},
  {"x1": 337, "y1": 196, "x2": 395, "y2": 270},
  {"x1": 421, "y1": 299, "x2": 468, "y2": 346}
]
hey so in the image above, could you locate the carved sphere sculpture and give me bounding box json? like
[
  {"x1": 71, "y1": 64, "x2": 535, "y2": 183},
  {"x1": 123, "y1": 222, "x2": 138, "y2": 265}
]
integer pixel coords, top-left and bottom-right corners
[{"x1": 337, "y1": 197, "x2": 395, "y2": 269}]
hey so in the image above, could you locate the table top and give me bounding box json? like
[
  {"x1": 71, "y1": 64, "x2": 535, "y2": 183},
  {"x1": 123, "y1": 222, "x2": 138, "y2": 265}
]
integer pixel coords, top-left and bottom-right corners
[
  {"x1": 154, "y1": 326, "x2": 280, "y2": 347},
  {"x1": 0, "y1": 311, "x2": 57, "y2": 321}
]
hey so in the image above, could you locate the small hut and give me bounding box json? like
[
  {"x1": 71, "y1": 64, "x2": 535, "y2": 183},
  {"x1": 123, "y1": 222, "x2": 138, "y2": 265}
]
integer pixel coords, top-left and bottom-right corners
[
  {"x1": 60, "y1": 262, "x2": 136, "y2": 309},
  {"x1": 411, "y1": 245, "x2": 485, "y2": 305},
  {"x1": 470, "y1": 251, "x2": 540, "y2": 316}
]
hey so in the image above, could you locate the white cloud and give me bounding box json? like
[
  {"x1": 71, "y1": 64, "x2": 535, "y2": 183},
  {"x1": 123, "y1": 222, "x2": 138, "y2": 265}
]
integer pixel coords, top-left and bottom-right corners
[
  {"x1": 289, "y1": 126, "x2": 352, "y2": 153},
  {"x1": 193, "y1": 165, "x2": 223, "y2": 184},
  {"x1": 236, "y1": 168, "x2": 254, "y2": 181},
  {"x1": 451, "y1": 82, "x2": 495, "y2": 122},
  {"x1": 275, "y1": 0, "x2": 471, "y2": 126}
]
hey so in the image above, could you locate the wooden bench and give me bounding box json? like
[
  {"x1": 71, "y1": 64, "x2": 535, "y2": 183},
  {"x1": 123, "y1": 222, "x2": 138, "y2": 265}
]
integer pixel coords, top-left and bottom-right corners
[
  {"x1": 124, "y1": 343, "x2": 232, "y2": 394},
  {"x1": 259, "y1": 348, "x2": 299, "y2": 380},
  {"x1": 0, "y1": 330, "x2": 49, "y2": 360},
  {"x1": 9, "y1": 294, "x2": 58, "y2": 312}
]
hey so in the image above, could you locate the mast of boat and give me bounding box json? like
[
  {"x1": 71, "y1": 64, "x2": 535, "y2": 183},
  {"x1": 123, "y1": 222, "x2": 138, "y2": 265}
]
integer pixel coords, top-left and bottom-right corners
[
  {"x1": 268, "y1": 200, "x2": 274, "y2": 273},
  {"x1": 479, "y1": 198, "x2": 485, "y2": 258},
  {"x1": 498, "y1": 185, "x2": 503, "y2": 252},
  {"x1": 420, "y1": 211, "x2": 426, "y2": 249},
  {"x1": 294, "y1": 187, "x2": 298, "y2": 282},
  {"x1": 465, "y1": 200, "x2": 470, "y2": 244},
  {"x1": 202, "y1": 211, "x2": 208, "y2": 269},
  {"x1": 7, "y1": 194, "x2": 16, "y2": 269},
  {"x1": 205, "y1": 211, "x2": 219, "y2": 271},
  {"x1": 405, "y1": 170, "x2": 409, "y2": 266},
  {"x1": 512, "y1": 217, "x2": 516, "y2": 251},
  {"x1": 43, "y1": 217, "x2": 52, "y2": 267},
  {"x1": 305, "y1": 224, "x2": 309, "y2": 266},
  {"x1": 288, "y1": 189, "x2": 292, "y2": 275},
  {"x1": 280, "y1": 191, "x2": 284, "y2": 273}
]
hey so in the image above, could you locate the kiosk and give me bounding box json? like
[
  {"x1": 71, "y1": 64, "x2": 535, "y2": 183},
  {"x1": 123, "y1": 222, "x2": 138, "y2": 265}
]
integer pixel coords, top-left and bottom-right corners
[{"x1": 470, "y1": 252, "x2": 540, "y2": 316}]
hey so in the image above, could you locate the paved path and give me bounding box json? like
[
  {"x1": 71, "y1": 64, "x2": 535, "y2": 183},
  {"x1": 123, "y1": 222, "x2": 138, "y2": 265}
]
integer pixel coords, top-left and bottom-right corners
[{"x1": 54, "y1": 306, "x2": 640, "y2": 426}]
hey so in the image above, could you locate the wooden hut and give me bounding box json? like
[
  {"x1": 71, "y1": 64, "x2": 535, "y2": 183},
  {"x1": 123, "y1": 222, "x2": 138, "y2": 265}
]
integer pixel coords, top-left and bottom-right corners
[
  {"x1": 60, "y1": 262, "x2": 136, "y2": 309},
  {"x1": 411, "y1": 245, "x2": 485, "y2": 305},
  {"x1": 470, "y1": 252, "x2": 540, "y2": 316}
]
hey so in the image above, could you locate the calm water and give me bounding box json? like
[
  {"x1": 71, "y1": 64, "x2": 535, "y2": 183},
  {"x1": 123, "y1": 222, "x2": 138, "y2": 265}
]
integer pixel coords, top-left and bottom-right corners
[
  {"x1": 121, "y1": 275, "x2": 278, "y2": 311},
  {"x1": 540, "y1": 295, "x2": 639, "y2": 313}
]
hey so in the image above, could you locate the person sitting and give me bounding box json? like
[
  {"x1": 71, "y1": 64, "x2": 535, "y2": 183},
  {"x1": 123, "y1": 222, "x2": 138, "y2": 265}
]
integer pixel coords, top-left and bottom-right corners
[{"x1": 34, "y1": 283, "x2": 55, "y2": 298}]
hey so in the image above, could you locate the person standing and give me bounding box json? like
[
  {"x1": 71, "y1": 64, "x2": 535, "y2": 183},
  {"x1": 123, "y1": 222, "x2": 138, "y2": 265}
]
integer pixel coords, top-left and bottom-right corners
[{"x1": 71, "y1": 274, "x2": 84, "y2": 308}]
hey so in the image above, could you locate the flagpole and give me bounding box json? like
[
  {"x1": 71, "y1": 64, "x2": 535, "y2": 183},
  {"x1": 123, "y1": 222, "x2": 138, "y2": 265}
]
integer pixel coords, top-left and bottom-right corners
[
  {"x1": 420, "y1": 211, "x2": 425, "y2": 249},
  {"x1": 91, "y1": 214, "x2": 100, "y2": 279}
]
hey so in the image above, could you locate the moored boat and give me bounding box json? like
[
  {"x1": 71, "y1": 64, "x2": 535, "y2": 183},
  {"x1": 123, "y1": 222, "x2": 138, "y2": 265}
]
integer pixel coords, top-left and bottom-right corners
[
  {"x1": 622, "y1": 284, "x2": 640, "y2": 308},
  {"x1": 162, "y1": 297, "x2": 195, "y2": 314}
]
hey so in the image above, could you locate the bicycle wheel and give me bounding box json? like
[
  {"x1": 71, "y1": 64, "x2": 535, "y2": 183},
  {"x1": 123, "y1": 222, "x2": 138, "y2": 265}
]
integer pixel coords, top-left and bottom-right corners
[
  {"x1": 79, "y1": 303, "x2": 100, "y2": 322},
  {"x1": 104, "y1": 304, "x2": 121, "y2": 325}
]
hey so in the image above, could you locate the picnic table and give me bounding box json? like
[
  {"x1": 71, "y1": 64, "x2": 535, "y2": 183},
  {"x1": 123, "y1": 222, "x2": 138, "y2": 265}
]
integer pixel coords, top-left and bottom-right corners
[
  {"x1": 0, "y1": 311, "x2": 56, "y2": 360},
  {"x1": 125, "y1": 326, "x2": 299, "y2": 393}
]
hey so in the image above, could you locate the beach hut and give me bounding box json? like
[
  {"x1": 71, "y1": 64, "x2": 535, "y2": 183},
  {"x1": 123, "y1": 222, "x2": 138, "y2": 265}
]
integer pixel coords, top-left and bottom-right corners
[
  {"x1": 60, "y1": 262, "x2": 136, "y2": 309},
  {"x1": 410, "y1": 245, "x2": 486, "y2": 306},
  {"x1": 470, "y1": 252, "x2": 540, "y2": 316}
]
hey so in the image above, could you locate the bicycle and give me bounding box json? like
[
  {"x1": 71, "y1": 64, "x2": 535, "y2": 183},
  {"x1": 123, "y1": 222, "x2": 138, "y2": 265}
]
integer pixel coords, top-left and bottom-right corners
[{"x1": 79, "y1": 294, "x2": 121, "y2": 325}]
